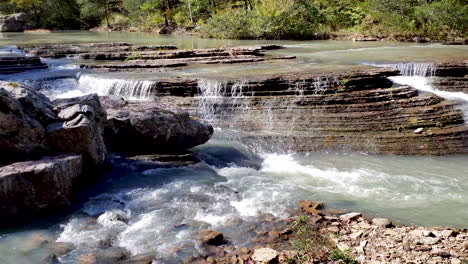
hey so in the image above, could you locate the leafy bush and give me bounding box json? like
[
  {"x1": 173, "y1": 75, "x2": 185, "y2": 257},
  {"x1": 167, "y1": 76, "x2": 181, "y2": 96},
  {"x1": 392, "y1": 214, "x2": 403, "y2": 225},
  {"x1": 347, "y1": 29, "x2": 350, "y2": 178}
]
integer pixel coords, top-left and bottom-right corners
[
  {"x1": 415, "y1": 0, "x2": 468, "y2": 39},
  {"x1": 201, "y1": 0, "x2": 326, "y2": 39}
]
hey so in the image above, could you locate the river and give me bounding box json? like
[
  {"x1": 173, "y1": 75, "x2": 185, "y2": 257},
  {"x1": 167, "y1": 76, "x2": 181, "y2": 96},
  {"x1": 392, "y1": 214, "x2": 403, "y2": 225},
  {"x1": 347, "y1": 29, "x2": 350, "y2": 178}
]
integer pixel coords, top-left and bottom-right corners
[{"x1": 0, "y1": 31, "x2": 467, "y2": 264}]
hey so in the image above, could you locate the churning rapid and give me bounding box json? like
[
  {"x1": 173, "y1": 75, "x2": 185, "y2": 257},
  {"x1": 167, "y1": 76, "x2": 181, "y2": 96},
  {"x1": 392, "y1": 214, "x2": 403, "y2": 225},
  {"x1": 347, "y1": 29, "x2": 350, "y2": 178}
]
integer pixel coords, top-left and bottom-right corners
[{"x1": 0, "y1": 33, "x2": 467, "y2": 264}]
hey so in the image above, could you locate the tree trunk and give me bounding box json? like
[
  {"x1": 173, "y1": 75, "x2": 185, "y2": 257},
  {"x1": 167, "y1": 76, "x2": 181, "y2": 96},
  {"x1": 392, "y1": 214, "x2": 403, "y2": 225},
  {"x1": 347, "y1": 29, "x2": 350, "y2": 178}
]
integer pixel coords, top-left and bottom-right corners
[{"x1": 188, "y1": 2, "x2": 193, "y2": 25}]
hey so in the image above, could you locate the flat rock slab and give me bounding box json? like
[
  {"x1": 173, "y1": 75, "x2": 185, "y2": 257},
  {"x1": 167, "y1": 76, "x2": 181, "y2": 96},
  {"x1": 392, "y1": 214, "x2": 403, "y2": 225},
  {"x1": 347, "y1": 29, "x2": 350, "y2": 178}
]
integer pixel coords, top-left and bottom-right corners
[
  {"x1": 0, "y1": 155, "x2": 82, "y2": 225},
  {"x1": 0, "y1": 56, "x2": 48, "y2": 74}
]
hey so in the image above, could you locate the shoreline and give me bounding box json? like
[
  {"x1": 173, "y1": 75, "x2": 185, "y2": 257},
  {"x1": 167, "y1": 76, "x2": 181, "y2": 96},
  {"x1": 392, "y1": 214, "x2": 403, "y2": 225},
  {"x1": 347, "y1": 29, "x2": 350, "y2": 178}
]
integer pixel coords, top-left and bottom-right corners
[
  {"x1": 10, "y1": 28, "x2": 467, "y2": 45},
  {"x1": 191, "y1": 200, "x2": 468, "y2": 264}
]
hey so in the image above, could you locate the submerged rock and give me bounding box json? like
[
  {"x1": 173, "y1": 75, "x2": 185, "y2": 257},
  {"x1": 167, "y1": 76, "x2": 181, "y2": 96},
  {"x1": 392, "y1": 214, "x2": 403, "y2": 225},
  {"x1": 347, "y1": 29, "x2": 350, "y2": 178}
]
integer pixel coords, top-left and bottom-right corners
[{"x1": 0, "y1": 155, "x2": 82, "y2": 225}]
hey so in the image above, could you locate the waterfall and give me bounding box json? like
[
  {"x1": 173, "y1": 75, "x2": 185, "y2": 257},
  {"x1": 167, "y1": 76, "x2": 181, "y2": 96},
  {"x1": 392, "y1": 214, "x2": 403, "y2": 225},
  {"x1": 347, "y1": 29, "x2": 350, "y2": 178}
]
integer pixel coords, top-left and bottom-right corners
[
  {"x1": 367, "y1": 62, "x2": 436, "y2": 77},
  {"x1": 392, "y1": 63, "x2": 435, "y2": 77},
  {"x1": 195, "y1": 79, "x2": 247, "y2": 121},
  {"x1": 77, "y1": 74, "x2": 158, "y2": 100}
]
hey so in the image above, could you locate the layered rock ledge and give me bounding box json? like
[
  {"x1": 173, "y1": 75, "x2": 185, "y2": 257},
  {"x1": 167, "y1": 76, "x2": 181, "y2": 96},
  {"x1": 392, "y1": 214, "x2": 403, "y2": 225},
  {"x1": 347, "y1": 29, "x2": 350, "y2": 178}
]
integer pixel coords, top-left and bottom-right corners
[
  {"x1": 0, "y1": 56, "x2": 48, "y2": 74},
  {"x1": 96, "y1": 68, "x2": 467, "y2": 154},
  {"x1": 18, "y1": 43, "x2": 291, "y2": 70},
  {"x1": 432, "y1": 62, "x2": 468, "y2": 93}
]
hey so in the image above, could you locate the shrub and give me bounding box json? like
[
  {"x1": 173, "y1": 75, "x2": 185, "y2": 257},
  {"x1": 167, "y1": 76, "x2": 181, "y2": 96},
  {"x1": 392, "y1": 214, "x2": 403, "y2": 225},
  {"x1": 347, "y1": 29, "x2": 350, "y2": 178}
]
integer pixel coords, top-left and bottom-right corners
[{"x1": 415, "y1": 0, "x2": 468, "y2": 39}]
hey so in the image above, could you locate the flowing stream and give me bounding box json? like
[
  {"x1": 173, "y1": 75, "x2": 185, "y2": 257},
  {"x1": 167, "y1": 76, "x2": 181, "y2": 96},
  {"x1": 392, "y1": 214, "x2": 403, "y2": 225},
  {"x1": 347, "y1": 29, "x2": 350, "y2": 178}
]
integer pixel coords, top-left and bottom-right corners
[{"x1": 0, "y1": 32, "x2": 467, "y2": 264}]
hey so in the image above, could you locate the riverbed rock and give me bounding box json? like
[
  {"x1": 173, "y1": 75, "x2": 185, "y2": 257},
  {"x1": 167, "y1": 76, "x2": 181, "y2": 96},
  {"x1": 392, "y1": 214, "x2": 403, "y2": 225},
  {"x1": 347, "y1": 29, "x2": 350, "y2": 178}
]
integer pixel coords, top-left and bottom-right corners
[
  {"x1": 340, "y1": 212, "x2": 362, "y2": 222},
  {"x1": 0, "y1": 86, "x2": 46, "y2": 164},
  {"x1": 251, "y1": 248, "x2": 279, "y2": 264},
  {"x1": 19, "y1": 43, "x2": 289, "y2": 70},
  {"x1": 2, "y1": 81, "x2": 58, "y2": 124},
  {"x1": 198, "y1": 230, "x2": 225, "y2": 246},
  {"x1": 102, "y1": 97, "x2": 213, "y2": 152},
  {"x1": 48, "y1": 94, "x2": 107, "y2": 167},
  {"x1": 0, "y1": 155, "x2": 82, "y2": 225},
  {"x1": 299, "y1": 200, "x2": 324, "y2": 215},
  {"x1": 0, "y1": 55, "x2": 48, "y2": 74},
  {"x1": 0, "y1": 13, "x2": 27, "y2": 32},
  {"x1": 372, "y1": 218, "x2": 392, "y2": 228}
]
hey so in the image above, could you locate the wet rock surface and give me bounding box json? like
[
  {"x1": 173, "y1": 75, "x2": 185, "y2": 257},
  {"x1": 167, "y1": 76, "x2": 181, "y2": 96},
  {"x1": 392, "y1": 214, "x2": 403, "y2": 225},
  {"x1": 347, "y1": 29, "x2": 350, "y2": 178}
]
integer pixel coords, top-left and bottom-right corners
[
  {"x1": 431, "y1": 62, "x2": 468, "y2": 93},
  {"x1": 0, "y1": 55, "x2": 48, "y2": 74},
  {"x1": 0, "y1": 83, "x2": 214, "y2": 226},
  {"x1": 18, "y1": 43, "x2": 289, "y2": 70},
  {"x1": 141, "y1": 68, "x2": 468, "y2": 155}
]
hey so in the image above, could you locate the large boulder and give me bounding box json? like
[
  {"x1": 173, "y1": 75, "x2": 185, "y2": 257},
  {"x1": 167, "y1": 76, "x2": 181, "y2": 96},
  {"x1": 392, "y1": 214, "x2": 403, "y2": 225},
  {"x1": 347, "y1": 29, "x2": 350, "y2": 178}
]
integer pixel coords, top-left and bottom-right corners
[
  {"x1": 48, "y1": 94, "x2": 108, "y2": 167},
  {"x1": 102, "y1": 96, "x2": 213, "y2": 152},
  {"x1": 0, "y1": 87, "x2": 46, "y2": 164},
  {"x1": 0, "y1": 13, "x2": 27, "y2": 32},
  {"x1": 2, "y1": 81, "x2": 58, "y2": 124},
  {"x1": 0, "y1": 155, "x2": 82, "y2": 226}
]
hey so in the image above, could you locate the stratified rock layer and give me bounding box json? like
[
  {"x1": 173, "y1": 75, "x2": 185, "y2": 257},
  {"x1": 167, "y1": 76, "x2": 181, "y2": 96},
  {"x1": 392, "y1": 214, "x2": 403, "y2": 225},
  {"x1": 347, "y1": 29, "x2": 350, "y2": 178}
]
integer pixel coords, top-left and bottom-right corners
[
  {"x1": 18, "y1": 43, "x2": 289, "y2": 70},
  {"x1": 432, "y1": 62, "x2": 468, "y2": 93},
  {"x1": 112, "y1": 68, "x2": 467, "y2": 155},
  {"x1": 0, "y1": 56, "x2": 48, "y2": 74}
]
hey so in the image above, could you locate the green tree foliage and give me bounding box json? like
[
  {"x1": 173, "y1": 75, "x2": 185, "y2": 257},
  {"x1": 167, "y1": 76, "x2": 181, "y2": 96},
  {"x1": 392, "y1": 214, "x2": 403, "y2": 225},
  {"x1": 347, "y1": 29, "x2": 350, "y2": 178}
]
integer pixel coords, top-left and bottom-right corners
[
  {"x1": 360, "y1": 0, "x2": 467, "y2": 39},
  {"x1": 0, "y1": 0, "x2": 466, "y2": 40}
]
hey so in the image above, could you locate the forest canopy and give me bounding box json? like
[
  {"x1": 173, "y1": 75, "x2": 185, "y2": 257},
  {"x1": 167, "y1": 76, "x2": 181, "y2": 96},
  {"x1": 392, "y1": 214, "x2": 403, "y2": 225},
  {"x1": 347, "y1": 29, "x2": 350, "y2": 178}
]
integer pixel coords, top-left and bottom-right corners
[{"x1": 1, "y1": 0, "x2": 467, "y2": 40}]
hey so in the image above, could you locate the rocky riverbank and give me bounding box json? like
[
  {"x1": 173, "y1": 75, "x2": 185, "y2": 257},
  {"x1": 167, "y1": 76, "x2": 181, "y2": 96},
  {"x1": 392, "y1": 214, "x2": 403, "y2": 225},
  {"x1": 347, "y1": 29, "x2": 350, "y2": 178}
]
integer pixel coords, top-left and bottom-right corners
[
  {"x1": 0, "y1": 81, "x2": 213, "y2": 227},
  {"x1": 183, "y1": 201, "x2": 468, "y2": 264}
]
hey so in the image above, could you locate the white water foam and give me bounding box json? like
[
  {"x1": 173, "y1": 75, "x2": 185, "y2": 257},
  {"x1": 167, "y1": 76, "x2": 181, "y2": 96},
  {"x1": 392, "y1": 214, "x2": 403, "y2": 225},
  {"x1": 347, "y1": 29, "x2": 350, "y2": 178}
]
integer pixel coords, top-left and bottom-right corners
[
  {"x1": 366, "y1": 62, "x2": 436, "y2": 77},
  {"x1": 76, "y1": 74, "x2": 157, "y2": 100},
  {"x1": 390, "y1": 76, "x2": 468, "y2": 102}
]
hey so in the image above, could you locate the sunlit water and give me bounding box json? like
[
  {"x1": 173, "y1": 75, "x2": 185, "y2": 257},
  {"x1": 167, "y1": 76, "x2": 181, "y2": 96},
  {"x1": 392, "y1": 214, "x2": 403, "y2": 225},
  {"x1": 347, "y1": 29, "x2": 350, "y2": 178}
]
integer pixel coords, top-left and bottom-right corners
[{"x1": 0, "y1": 31, "x2": 467, "y2": 263}]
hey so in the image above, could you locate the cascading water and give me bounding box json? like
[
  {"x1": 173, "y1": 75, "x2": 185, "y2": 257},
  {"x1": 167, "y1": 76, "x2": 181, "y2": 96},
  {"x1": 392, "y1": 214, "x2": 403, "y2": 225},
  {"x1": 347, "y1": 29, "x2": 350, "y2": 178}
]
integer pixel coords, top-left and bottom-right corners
[
  {"x1": 380, "y1": 62, "x2": 468, "y2": 122},
  {"x1": 77, "y1": 74, "x2": 157, "y2": 100},
  {"x1": 195, "y1": 79, "x2": 248, "y2": 122},
  {"x1": 390, "y1": 62, "x2": 435, "y2": 77}
]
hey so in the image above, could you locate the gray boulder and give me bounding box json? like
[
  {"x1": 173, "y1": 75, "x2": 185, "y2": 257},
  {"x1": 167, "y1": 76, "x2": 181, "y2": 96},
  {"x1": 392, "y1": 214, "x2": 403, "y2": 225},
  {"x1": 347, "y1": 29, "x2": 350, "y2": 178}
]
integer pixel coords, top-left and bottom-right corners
[
  {"x1": 0, "y1": 87, "x2": 46, "y2": 164},
  {"x1": 47, "y1": 95, "x2": 108, "y2": 167},
  {"x1": 0, "y1": 13, "x2": 27, "y2": 32},
  {"x1": 1, "y1": 81, "x2": 58, "y2": 124},
  {"x1": 0, "y1": 155, "x2": 82, "y2": 225},
  {"x1": 102, "y1": 96, "x2": 214, "y2": 152}
]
